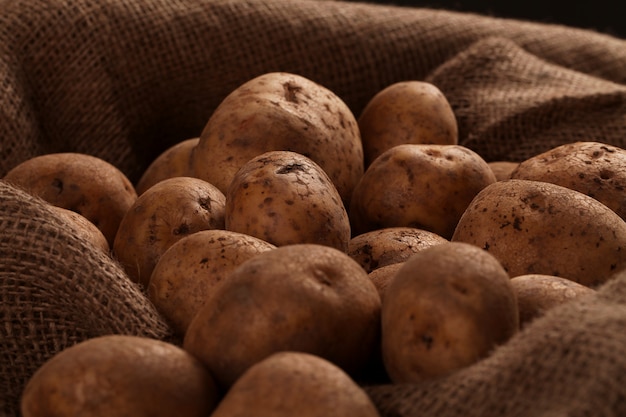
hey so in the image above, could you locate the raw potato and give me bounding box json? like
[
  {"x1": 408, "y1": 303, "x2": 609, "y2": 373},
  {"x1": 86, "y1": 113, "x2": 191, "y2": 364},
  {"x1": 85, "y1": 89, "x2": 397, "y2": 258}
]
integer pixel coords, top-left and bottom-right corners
[
  {"x1": 510, "y1": 141, "x2": 626, "y2": 220},
  {"x1": 149, "y1": 229, "x2": 276, "y2": 336},
  {"x1": 452, "y1": 179, "x2": 626, "y2": 287},
  {"x1": 113, "y1": 176, "x2": 226, "y2": 288},
  {"x1": 20, "y1": 335, "x2": 219, "y2": 417},
  {"x1": 3, "y1": 152, "x2": 137, "y2": 246},
  {"x1": 48, "y1": 205, "x2": 110, "y2": 254},
  {"x1": 381, "y1": 241, "x2": 518, "y2": 383},
  {"x1": 135, "y1": 137, "x2": 199, "y2": 195},
  {"x1": 368, "y1": 262, "x2": 404, "y2": 300},
  {"x1": 348, "y1": 227, "x2": 447, "y2": 273},
  {"x1": 225, "y1": 150, "x2": 351, "y2": 252},
  {"x1": 183, "y1": 244, "x2": 381, "y2": 390},
  {"x1": 510, "y1": 274, "x2": 595, "y2": 328},
  {"x1": 190, "y1": 71, "x2": 363, "y2": 207},
  {"x1": 358, "y1": 80, "x2": 458, "y2": 167},
  {"x1": 210, "y1": 352, "x2": 381, "y2": 417},
  {"x1": 349, "y1": 144, "x2": 497, "y2": 239},
  {"x1": 488, "y1": 161, "x2": 519, "y2": 181}
]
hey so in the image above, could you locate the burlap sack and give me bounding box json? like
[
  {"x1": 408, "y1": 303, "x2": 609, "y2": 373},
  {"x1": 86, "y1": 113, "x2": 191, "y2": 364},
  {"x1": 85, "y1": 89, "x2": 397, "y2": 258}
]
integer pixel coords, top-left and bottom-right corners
[{"x1": 2, "y1": 0, "x2": 626, "y2": 416}]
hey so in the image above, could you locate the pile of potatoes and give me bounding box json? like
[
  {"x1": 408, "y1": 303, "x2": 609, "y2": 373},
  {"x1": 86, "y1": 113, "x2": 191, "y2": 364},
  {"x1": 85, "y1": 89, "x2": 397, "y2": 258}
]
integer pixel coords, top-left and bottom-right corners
[{"x1": 7, "y1": 71, "x2": 626, "y2": 417}]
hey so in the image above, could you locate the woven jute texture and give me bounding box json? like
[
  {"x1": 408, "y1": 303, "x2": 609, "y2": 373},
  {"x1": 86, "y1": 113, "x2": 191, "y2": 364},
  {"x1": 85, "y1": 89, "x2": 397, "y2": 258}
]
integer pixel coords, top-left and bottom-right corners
[{"x1": 2, "y1": 0, "x2": 626, "y2": 416}]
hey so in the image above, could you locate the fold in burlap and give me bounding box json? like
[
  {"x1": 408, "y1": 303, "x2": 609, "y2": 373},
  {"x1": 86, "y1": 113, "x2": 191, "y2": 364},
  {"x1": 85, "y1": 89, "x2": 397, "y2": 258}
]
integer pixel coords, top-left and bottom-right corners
[{"x1": 2, "y1": 0, "x2": 626, "y2": 416}]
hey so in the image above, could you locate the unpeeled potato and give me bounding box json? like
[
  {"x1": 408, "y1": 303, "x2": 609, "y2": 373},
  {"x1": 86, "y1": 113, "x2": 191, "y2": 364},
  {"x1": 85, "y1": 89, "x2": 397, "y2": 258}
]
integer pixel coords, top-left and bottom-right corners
[
  {"x1": 48, "y1": 205, "x2": 110, "y2": 254},
  {"x1": 210, "y1": 352, "x2": 380, "y2": 417},
  {"x1": 113, "y1": 176, "x2": 226, "y2": 287},
  {"x1": 3, "y1": 152, "x2": 137, "y2": 246},
  {"x1": 358, "y1": 81, "x2": 458, "y2": 167},
  {"x1": 20, "y1": 335, "x2": 219, "y2": 417},
  {"x1": 488, "y1": 161, "x2": 519, "y2": 181}
]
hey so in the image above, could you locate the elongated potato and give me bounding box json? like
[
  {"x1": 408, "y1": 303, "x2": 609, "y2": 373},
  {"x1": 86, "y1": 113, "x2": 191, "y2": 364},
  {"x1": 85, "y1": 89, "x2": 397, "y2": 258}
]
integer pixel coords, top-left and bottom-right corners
[{"x1": 452, "y1": 179, "x2": 626, "y2": 287}]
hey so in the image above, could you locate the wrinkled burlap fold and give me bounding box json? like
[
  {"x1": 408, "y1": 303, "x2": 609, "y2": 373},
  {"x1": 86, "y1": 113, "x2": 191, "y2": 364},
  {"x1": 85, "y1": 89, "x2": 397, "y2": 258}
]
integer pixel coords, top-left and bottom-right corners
[{"x1": 2, "y1": 0, "x2": 626, "y2": 416}]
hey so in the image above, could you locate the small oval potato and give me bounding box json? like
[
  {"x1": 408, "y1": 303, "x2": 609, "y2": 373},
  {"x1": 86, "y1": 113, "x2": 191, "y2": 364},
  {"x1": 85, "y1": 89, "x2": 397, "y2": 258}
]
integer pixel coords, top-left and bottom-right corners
[
  {"x1": 488, "y1": 161, "x2": 519, "y2": 181},
  {"x1": 225, "y1": 150, "x2": 351, "y2": 252},
  {"x1": 349, "y1": 144, "x2": 496, "y2": 239},
  {"x1": 135, "y1": 137, "x2": 199, "y2": 195},
  {"x1": 3, "y1": 152, "x2": 137, "y2": 246},
  {"x1": 510, "y1": 141, "x2": 626, "y2": 220},
  {"x1": 510, "y1": 274, "x2": 595, "y2": 328},
  {"x1": 191, "y1": 72, "x2": 363, "y2": 207},
  {"x1": 113, "y1": 176, "x2": 226, "y2": 288},
  {"x1": 48, "y1": 205, "x2": 110, "y2": 254},
  {"x1": 368, "y1": 262, "x2": 404, "y2": 300},
  {"x1": 210, "y1": 352, "x2": 381, "y2": 417},
  {"x1": 381, "y1": 241, "x2": 518, "y2": 383},
  {"x1": 452, "y1": 179, "x2": 626, "y2": 287},
  {"x1": 149, "y1": 229, "x2": 276, "y2": 336},
  {"x1": 348, "y1": 227, "x2": 447, "y2": 273},
  {"x1": 358, "y1": 80, "x2": 458, "y2": 167},
  {"x1": 183, "y1": 244, "x2": 381, "y2": 390},
  {"x1": 21, "y1": 335, "x2": 219, "y2": 417}
]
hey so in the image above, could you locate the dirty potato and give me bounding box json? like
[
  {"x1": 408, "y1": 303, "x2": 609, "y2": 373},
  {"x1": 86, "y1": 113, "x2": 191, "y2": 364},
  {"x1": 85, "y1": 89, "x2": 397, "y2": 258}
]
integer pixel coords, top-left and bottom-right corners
[
  {"x1": 113, "y1": 176, "x2": 226, "y2": 288},
  {"x1": 191, "y1": 72, "x2": 363, "y2": 207},
  {"x1": 358, "y1": 80, "x2": 458, "y2": 167},
  {"x1": 225, "y1": 150, "x2": 351, "y2": 252}
]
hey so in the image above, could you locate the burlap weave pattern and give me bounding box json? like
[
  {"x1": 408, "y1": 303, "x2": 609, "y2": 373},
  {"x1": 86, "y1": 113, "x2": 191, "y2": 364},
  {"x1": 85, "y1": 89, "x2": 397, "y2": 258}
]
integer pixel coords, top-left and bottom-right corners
[{"x1": 2, "y1": 0, "x2": 626, "y2": 416}]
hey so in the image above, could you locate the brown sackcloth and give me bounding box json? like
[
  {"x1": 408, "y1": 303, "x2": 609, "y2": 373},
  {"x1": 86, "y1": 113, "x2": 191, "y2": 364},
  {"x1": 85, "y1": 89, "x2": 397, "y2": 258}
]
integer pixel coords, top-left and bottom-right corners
[{"x1": 2, "y1": 0, "x2": 626, "y2": 416}]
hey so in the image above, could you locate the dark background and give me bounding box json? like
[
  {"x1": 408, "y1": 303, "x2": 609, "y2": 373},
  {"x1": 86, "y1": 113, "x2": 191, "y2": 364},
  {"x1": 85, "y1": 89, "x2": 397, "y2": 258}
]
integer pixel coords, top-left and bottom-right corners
[{"x1": 357, "y1": 1, "x2": 625, "y2": 39}]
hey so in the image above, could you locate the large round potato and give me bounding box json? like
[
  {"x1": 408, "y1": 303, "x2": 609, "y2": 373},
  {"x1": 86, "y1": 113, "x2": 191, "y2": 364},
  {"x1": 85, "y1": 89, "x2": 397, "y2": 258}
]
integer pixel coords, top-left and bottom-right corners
[
  {"x1": 452, "y1": 179, "x2": 626, "y2": 287},
  {"x1": 183, "y1": 243, "x2": 381, "y2": 390},
  {"x1": 225, "y1": 150, "x2": 351, "y2": 252},
  {"x1": 149, "y1": 229, "x2": 276, "y2": 336},
  {"x1": 381, "y1": 241, "x2": 518, "y2": 383},
  {"x1": 349, "y1": 144, "x2": 496, "y2": 239},
  {"x1": 3, "y1": 152, "x2": 137, "y2": 246},
  {"x1": 358, "y1": 80, "x2": 458, "y2": 167},
  {"x1": 21, "y1": 335, "x2": 219, "y2": 417},
  {"x1": 210, "y1": 352, "x2": 381, "y2": 417},
  {"x1": 191, "y1": 72, "x2": 363, "y2": 206},
  {"x1": 113, "y1": 176, "x2": 226, "y2": 287},
  {"x1": 510, "y1": 141, "x2": 626, "y2": 220}
]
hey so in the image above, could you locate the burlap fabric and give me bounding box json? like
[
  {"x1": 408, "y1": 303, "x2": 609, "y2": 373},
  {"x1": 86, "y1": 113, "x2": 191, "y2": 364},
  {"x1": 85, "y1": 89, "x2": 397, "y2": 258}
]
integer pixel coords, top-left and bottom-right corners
[{"x1": 2, "y1": 0, "x2": 626, "y2": 416}]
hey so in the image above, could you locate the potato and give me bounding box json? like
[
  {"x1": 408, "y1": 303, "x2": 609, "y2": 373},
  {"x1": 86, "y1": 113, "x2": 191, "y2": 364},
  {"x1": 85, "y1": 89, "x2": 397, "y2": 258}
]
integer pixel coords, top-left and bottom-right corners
[
  {"x1": 348, "y1": 227, "x2": 447, "y2": 273},
  {"x1": 349, "y1": 144, "x2": 497, "y2": 239},
  {"x1": 358, "y1": 80, "x2": 458, "y2": 167},
  {"x1": 3, "y1": 152, "x2": 137, "y2": 246},
  {"x1": 368, "y1": 262, "x2": 404, "y2": 300},
  {"x1": 381, "y1": 241, "x2": 518, "y2": 383},
  {"x1": 20, "y1": 335, "x2": 219, "y2": 417},
  {"x1": 225, "y1": 150, "x2": 351, "y2": 252},
  {"x1": 48, "y1": 205, "x2": 110, "y2": 254},
  {"x1": 113, "y1": 176, "x2": 226, "y2": 288},
  {"x1": 451, "y1": 179, "x2": 626, "y2": 287},
  {"x1": 183, "y1": 243, "x2": 381, "y2": 390},
  {"x1": 510, "y1": 274, "x2": 595, "y2": 328},
  {"x1": 488, "y1": 161, "x2": 519, "y2": 181},
  {"x1": 190, "y1": 72, "x2": 363, "y2": 207},
  {"x1": 148, "y1": 229, "x2": 276, "y2": 336},
  {"x1": 210, "y1": 352, "x2": 380, "y2": 417},
  {"x1": 135, "y1": 137, "x2": 199, "y2": 195},
  {"x1": 510, "y1": 141, "x2": 626, "y2": 220}
]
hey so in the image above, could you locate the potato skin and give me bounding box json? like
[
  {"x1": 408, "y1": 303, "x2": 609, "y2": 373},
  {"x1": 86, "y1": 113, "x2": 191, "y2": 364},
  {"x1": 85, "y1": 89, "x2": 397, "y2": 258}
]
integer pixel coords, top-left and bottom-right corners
[
  {"x1": 191, "y1": 72, "x2": 363, "y2": 207},
  {"x1": 135, "y1": 137, "x2": 199, "y2": 195},
  {"x1": 358, "y1": 81, "x2": 458, "y2": 167},
  {"x1": 20, "y1": 335, "x2": 219, "y2": 417},
  {"x1": 210, "y1": 352, "x2": 381, "y2": 417},
  {"x1": 348, "y1": 227, "x2": 447, "y2": 273},
  {"x1": 349, "y1": 144, "x2": 496, "y2": 239},
  {"x1": 510, "y1": 274, "x2": 595, "y2": 328},
  {"x1": 381, "y1": 241, "x2": 518, "y2": 383},
  {"x1": 48, "y1": 205, "x2": 110, "y2": 254},
  {"x1": 488, "y1": 161, "x2": 519, "y2": 181},
  {"x1": 183, "y1": 244, "x2": 381, "y2": 390},
  {"x1": 3, "y1": 152, "x2": 137, "y2": 246},
  {"x1": 113, "y1": 176, "x2": 226, "y2": 287},
  {"x1": 510, "y1": 141, "x2": 626, "y2": 220},
  {"x1": 149, "y1": 229, "x2": 276, "y2": 336},
  {"x1": 225, "y1": 150, "x2": 351, "y2": 252},
  {"x1": 452, "y1": 179, "x2": 626, "y2": 287}
]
